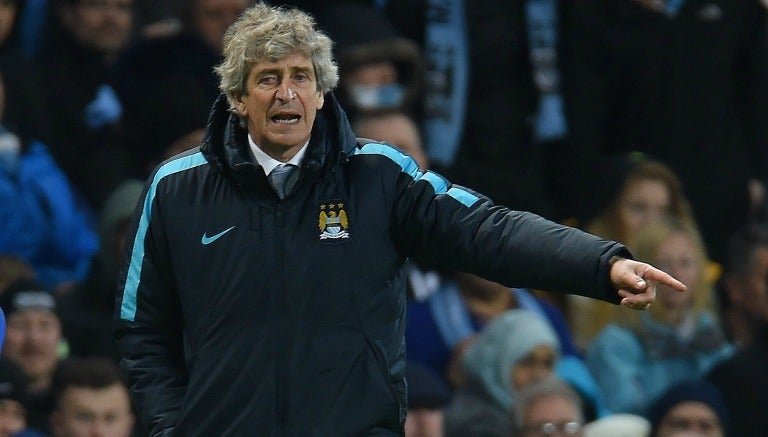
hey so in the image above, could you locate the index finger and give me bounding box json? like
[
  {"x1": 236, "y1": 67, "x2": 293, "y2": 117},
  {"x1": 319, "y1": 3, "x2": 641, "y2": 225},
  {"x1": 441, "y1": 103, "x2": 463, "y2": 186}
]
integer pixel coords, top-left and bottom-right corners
[{"x1": 642, "y1": 266, "x2": 687, "y2": 292}]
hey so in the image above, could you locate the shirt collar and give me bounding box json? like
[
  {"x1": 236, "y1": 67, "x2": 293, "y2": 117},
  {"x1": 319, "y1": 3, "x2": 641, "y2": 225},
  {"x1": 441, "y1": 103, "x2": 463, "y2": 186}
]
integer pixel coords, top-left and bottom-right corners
[{"x1": 248, "y1": 135, "x2": 309, "y2": 176}]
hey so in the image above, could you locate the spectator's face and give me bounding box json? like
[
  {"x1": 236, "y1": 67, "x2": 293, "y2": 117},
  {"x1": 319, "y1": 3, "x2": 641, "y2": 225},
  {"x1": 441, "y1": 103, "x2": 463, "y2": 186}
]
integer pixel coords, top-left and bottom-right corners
[
  {"x1": 194, "y1": 0, "x2": 248, "y2": 52},
  {"x1": 511, "y1": 345, "x2": 556, "y2": 391},
  {"x1": 656, "y1": 401, "x2": 723, "y2": 437},
  {"x1": 654, "y1": 231, "x2": 699, "y2": 312},
  {"x1": 728, "y1": 245, "x2": 768, "y2": 323},
  {"x1": 0, "y1": 399, "x2": 26, "y2": 437},
  {"x1": 51, "y1": 383, "x2": 134, "y2": 437},
  {"x1": 2, "y1": 310, "x2": 61, "y2": 387},
  {"x1": 0, "y1": 0, "x2": 17, "y2": 45},
  {"x1": 521, "y1": 394, "x2": 583, "y2": 437},
  {"x1": 353, "y1": 113, "x2": 429, "y2": 171},
  {"x1": 235, "y1": 51, "x2": 324, "y2": 161},
  {"x1": 404, "y1": 408, "x2": 444, "y2": 437},
  {"x1": 62, "y1": 0, "x2": 133, "y2": 56},
  {"x1": 618, "y1": 179, "x2": 670, "y2": 240}
]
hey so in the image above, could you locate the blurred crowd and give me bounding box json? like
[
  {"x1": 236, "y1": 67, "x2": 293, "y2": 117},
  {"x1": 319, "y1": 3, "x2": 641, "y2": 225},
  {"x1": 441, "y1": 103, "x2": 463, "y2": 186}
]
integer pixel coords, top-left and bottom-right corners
[{"x1": 0, "y1": 0, "x2": 766, "y2": 435}]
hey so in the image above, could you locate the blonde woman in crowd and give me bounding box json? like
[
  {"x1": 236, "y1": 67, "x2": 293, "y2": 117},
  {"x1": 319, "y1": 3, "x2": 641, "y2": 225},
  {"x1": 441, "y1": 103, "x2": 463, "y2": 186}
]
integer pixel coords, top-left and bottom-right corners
[
  {"x1": 586, "y1": 217, "x2": 733, "y2": 414},
  {"x1": 569, "y1": 154, "x2": 699, "y2": 351}
]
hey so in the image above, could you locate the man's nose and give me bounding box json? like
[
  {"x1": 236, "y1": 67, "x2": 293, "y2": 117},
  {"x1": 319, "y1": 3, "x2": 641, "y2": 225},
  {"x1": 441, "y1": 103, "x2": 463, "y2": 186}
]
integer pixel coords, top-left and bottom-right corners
[{"x1": 276, "y1": 83, "x2": 295, "y2": 102}]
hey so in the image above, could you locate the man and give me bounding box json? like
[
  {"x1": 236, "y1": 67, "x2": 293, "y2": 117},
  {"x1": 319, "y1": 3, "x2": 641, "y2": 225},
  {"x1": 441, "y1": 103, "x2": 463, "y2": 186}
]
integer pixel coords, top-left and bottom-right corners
[
  {"x1": 714, "y1": 222, "x2": 768, "y2": 347},
  {"x1": 646, "y1": 380, "x2": 728, "y2": 437},
  {"x1": 49, "y1": 357, "x2": 135, "y2": 437},
  {"x1": 37, "y1": 0, "x2": 136, "y2": 210},
  {"x1": 706, "y1": 223, "x2": 768, "y2": 435},
  {"x1": 114, "y1": 4, "x2": 684, "y2": 435},
  {"x1": 0, "y1": 279, "x2": 64, "y2": 433},
  {"x1": 513, "y1": 375, "x2": 584, "y2": 437}
]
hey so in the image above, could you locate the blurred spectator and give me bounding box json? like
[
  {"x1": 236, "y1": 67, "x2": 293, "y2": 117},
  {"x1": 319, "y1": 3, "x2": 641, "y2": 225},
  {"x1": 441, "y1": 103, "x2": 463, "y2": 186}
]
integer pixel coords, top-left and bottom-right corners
[
  {"x1": 353, "y1": 111, "x2": 428, "y2": 170},
  {"x1": 0, "y1": 0, "x2": 50, "y2": 144},
  {"x1": 562, "y1": 0, "x2": 768, "y2": 264},
  {"x1": 645, "y1": 380, "x2": 728, "y2": 437},
  {"x1": 0, "y1": 359, "x2": 44, "y2": 437},
  {"x1": 587, "y1": 218, "x2": 733, "y2": 414},
  {"x1": 0, "y1": 279, "x2": 65, "y2": 434},
  {"x1": 0, "y1": 72, "x2": 98, "y2": 291},
  {"x1": 512, "y1": 375, "x2": 585, "y2": 437},
  {"x1": 444, "y1": 309, "x2": 560, "y2": 437},
  {"x1": 404, "y1": 362, "x2": 450, "y2": 437},
  {"x1": 583, "y1": 413, "x2": 650, "y2": 437},
  {"x1": 58, "y1": 179, "x2": 143, "y2": 362},
  {"x1": 714, "y1": 221, "x2": 768, "y2": 347},
  {"x1": 406, "y1": 272, "x2": 609, "y2": 422},
  {"x1": 568, "y1": 153, "x2": 697, "y2": 351},
  {"x1": 36, "y1": 0, "x2": 138, "y2": 211},
  {"x1": 384, "y1": 0, "x2": 574, "y2": 220},
  {"x1": 706, "y1": 222, "x2": 768, "y2": 435},
  {"x1": 314, "y1": 2, "x2": 422, "y2": 123},
  {"x1": 49, "y1": 357, "x2": 135, "y2": 437},
  {"x1": 114, "y1": 0, "x2": 248, "y2": 177}
]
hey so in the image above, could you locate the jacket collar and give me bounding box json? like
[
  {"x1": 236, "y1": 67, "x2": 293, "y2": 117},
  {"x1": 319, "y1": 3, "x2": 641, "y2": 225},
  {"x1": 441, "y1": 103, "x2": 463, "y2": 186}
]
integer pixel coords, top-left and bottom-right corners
[{"x1": 200, "y1": 92, "x2": 358, "y2": 188}]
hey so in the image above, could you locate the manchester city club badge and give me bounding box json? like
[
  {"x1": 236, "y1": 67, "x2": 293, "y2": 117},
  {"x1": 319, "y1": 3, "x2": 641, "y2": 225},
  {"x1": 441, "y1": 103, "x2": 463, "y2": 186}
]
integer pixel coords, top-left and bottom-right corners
[{"x1": 318, "y1": 200, "x2": 350, "y2": 240}]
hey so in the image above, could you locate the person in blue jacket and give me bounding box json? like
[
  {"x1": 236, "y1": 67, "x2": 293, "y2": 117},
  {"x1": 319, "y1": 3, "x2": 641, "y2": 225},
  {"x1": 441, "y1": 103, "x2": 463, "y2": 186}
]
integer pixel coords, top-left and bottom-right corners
[{"x1": 114, "y1": 4, "x2": 685, "y2": 436}]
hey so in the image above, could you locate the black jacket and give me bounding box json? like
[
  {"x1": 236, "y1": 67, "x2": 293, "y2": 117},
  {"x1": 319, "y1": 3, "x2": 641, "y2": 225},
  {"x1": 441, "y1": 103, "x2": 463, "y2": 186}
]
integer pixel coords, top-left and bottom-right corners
[{"x1": 115, "y1": 93, "x2": 628, "y2": 436}]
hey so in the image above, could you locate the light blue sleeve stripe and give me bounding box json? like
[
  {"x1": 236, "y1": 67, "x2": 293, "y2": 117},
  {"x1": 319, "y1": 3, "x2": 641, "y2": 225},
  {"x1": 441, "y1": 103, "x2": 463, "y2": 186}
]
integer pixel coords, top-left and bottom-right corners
[
  {"x1": 447, "y1": 187, "x2": 479, "y2": 207},
  {"x1": 120, "y1": 152, "x2": 208, "y2": 321},
  {"x1": 355, "y1": 142, "x2": 478, "y2": 207},
  {"x1": 356, "y1": 142, "x2": 420, "y2": 178}
]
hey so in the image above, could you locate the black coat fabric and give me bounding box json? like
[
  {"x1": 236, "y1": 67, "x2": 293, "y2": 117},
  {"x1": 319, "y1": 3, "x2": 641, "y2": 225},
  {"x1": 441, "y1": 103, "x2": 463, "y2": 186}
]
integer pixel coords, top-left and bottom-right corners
[
  {"x1": 114, "y1": 92, "x2": 628, "y2": 436},
  {"x1": 562, "y1": 0, "x2": 768, "y2": 262},
  {"x1": 707, "y1": 322, "x2": 768, "y2": 436}
]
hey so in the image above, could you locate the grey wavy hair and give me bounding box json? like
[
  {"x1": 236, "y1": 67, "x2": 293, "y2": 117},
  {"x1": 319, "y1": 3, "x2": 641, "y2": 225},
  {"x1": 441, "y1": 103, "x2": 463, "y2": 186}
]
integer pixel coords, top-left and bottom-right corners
[{"x1": 215, "y1": 3, "x2": 339, "y2": 113}]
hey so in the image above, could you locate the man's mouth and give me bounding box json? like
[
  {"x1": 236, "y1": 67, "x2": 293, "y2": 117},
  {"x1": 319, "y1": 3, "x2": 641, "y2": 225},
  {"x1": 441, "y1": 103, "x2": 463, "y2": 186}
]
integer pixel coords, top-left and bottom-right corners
[{"x1": 272, "y1": 114, "x2": 301, "y2": 124}]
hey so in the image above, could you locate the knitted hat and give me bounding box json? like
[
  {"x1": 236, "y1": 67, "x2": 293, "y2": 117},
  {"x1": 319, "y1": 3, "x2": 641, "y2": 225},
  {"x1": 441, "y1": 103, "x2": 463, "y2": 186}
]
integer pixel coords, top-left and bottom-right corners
[
  {"x1": 0, "y1": 279, "x2": 56, "y2": 319},
  {"x1": 583, "y1": 413, "x2": 650, "y2": 437},
  {"x1": 646, "y1": 380, "x2": 729, "y2": 435}
]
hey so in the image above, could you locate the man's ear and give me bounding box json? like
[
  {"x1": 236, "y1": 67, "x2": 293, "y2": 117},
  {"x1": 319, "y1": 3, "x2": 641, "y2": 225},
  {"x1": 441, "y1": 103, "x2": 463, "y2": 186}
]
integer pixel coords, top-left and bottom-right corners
[
  {"x1": 234, "y1": 94, "x2": 247, "y2": 116},
  {"x1": 316, "y1": 91, "x2": 325, "y2": 110}
]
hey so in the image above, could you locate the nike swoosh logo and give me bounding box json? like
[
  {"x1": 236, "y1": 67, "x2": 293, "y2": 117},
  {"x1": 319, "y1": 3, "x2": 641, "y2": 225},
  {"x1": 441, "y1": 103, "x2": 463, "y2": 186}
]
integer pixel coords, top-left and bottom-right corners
[{"x1": 201, "y1": 226, "x2": 236, "y2": 245}]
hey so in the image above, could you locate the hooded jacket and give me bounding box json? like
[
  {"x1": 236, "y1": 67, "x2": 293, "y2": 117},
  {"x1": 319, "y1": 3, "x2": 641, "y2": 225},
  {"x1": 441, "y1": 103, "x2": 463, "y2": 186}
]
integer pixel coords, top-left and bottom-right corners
[{"x1": 115, "y1": 92, "x2": 628, "y2": 436}]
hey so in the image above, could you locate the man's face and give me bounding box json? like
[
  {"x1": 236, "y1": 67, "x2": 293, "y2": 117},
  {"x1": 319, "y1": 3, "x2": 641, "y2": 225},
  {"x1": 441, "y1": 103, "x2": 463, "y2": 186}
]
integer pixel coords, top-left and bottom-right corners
[
  {"x1": 521, "y1": 394, "x2": 583, "y2": 437},
  {"x1": 511, "y1": 345, "x2": 556, "y2": 391},
  {"x1": 235, "y1": 51, "x2": 325, "y2": 161},
  {"x1": 61, "y1": 0, "x2": 133, "y2": 56},
  {"x1": 656, "y1": 401, "x2": 723, "y2": 437},
  {"x1": 729, "y1": 246, "x2": 768, "y2": 323},
  {"x1": 3, "y1": 310, "x2": 61, "y2": 385},
  {"x1": 194, "y1": 0, "x2": 248, "y2": 52},
  {"x1": 52, "y1": 384, "x2": 134, "y2": 437}
]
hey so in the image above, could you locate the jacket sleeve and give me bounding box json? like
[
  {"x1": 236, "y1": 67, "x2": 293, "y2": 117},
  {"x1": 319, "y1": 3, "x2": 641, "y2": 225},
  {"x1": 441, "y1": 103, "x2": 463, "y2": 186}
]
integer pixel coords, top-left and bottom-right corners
[
  {"x1": 388, "y1": 157, "x2": 629, "y2": 304},
  {"x1": 113, "y1": 179, "x2": 186, "y2": 436}
]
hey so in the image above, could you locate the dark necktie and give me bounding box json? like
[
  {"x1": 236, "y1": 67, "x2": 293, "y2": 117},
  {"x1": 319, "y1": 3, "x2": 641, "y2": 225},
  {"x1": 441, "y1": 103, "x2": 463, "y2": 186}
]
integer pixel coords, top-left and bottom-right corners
[{"x1": 268, "y1": 164, "x2": 297, "y2": 199}]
